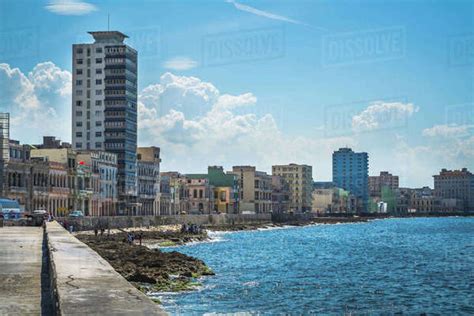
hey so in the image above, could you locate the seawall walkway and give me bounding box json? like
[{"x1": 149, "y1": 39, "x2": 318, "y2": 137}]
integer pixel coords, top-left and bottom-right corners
[
  {"x1": 46, "y1": 221, "x2": 167, "y2": 315},
  {"x1": 0, "y1": 227, "x2": 43, "y2": 315}
]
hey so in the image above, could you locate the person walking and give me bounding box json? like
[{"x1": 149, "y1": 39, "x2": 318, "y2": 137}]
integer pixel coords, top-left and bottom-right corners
[{"x1": 137, "y1": 232, "x2": 142, "y2": 246}]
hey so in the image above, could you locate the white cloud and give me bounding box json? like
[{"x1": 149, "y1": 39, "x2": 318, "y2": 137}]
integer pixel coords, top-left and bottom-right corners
[
  {"x1": 226, "y1": 0, "x2": 309, "y2": 26},
  {"x1": 138, "y1": 72, "x2": 354, "y2": 176},
  {"x1": 0, "y1": 62, "x2": 71, "y2": 143},
  {"x1": 162, "y1": 57, "x2": 199, "y2": 71},
  {"x1": 140, "y1": 72, "x2": 219, "y2": 119},
  {"x1": 384, "y1": 122, "x2": 474, "y2": 187},
  {"x1": 45, "y1": 0, "x2": 97, "y2": 16},
  {"x1": 391, "y1": 134, "x2": 474, "y2": 187},
  {"x1": 422, "y1": 124, "x2": 472, "y2": 138},
  {"x1": 0, "y1": 63, "x2": 39, "y2": 112},
  {"x1": 352, "y1": 101, "x2": 418, "y2": 132}
]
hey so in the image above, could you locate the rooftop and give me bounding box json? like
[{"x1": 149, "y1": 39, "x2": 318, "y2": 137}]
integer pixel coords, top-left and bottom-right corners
[
  {"x1": 88, "y1": 31, "x2": 128, "y2": 44},
  {"x1": 435, "y1": 168, "x2": 472, "y2": 177}
]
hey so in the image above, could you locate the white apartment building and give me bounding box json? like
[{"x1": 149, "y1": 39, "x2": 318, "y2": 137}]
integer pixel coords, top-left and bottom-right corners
[{"x1": 72, "y1": 31, "x2": 138, "y2": 213}]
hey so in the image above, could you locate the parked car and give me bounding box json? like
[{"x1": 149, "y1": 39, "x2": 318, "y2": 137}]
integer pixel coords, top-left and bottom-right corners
[
  {"x1": 32, "y1": 210, "x2": 49, "y2": 219},
  {"x1": 68, "y1": 210, "x2": 84, "y2": 218},
  {"x1": 0, "y1": 198, "x2": 22, "y2": 220}
]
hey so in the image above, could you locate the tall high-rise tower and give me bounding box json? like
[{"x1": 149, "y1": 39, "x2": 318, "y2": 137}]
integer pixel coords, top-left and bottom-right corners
[
  {"x1": 72, "y1": 31, "x2": 138, "y2": 212},
  {"x1": 332, "y1": 148, "x2": 369, "y2": 212}
]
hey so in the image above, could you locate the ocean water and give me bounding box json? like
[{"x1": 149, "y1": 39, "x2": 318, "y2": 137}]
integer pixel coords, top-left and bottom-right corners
[{"x1": 156, "y1": 218, "x2": 474, "y2": 315}]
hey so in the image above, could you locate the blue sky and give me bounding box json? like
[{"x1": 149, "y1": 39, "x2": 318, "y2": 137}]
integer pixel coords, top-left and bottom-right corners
[{"x1": 0, "y1": 0, "x2": 473, "y2": 187}]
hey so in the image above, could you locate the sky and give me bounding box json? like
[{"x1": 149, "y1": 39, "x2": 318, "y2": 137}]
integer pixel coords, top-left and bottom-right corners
[{"x1": 0, "y1": 0, "x2": 473, "y2": 187}]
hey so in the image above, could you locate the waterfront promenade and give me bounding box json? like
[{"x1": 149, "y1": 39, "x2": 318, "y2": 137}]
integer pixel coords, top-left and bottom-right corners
[
  {"x1": 0, "y1": 223, "x2": 166, "y2": 315},
  {"x1": 0, "y1": 227, "x2": 43, "y2": 315}
]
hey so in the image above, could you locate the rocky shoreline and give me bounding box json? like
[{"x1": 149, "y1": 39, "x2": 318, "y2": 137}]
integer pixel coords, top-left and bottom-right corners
[
  {"x1": 207, "y1": 216, "x2": 373, "y2": 231},
  {"x1": 76, "y1": 229, "x2": 214, "y2": 298}
]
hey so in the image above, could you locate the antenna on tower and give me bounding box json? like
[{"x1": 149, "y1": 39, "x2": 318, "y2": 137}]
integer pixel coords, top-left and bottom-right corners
[{"x1": 107, "y1": 14, "x2": 110, "y2": 31}]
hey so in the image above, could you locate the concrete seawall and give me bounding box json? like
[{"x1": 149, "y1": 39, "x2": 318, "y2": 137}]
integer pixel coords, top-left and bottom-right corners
[
  {"x1": 0, "y1": 227, "x2": 43, "y2": 315},
  {"x1": 45, "y1": 221, "x2": 166, "y2": 315},
  {"x1": 57, "y1": 213, "x2": 273, "y2": 231}
]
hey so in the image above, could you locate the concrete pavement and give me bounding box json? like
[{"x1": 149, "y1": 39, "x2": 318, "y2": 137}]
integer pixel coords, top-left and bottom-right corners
[
  {"x1": 0, "y1": 226, "x2": 43, "y2": 315},
  {"x1": 46, "y1": 221, "x2": 166, "y2": 315}
]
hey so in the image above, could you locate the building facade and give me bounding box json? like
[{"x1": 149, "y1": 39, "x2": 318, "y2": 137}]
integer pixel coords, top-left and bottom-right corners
[
  {"x1": 409, "y1": 187, "x2": 441, "y2": 213},
  {"x1": 159, "y1": 172, "x2": 188, "y2": 215},
  {"x1": 311, "y1": 189, "x2": 333, "y2": 214},
  {"x1": 433, "y1": 168, "x2": 474, "y2": 212},
  {"x1": 77, "y1": 151, "x2": 118, "y2": 216},
  {"x1": 0, "y1": 113, "x2": 9, "y2": 196},
  {"x1": 208, "y1": 167, "x2": 238, "y2": 214},
  {"x1": 72, "y1": 31, "x2": 138, "y2": 214},
  {"x1": 3, "y1": 141, "x2": 75, "y2": 215},
  {"x1": 332, "y1": 148, "x2": 369, "y2": 212},
  {"x1": 271, "y1": 175, "x2": 290, "y2": 214},
  {"x1": 272, "y1": 164, "x2": 313, "y2": 212},
  {"x1": 30, "y1": 147, "x2": 80, "y2": 214},
  {"x1": 186, "y1": 176, "x2": 213, "y2": 214},
  {"x1": 137, "y1": 147, "x2": 161, "y2": 216},
  {"x1": 230, "y1": 166, "x2": 272, "y2": 214},
  {"x1": 369, "y1": 171, "x2": 399, "y2": 197}
]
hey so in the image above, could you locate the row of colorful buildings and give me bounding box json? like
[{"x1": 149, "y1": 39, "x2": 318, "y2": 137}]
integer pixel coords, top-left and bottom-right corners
[
  {"x1": 2, "y1": 134, "x2": 471, "y2": 217},
  {"x1": 0, "y1": 134, "x2": 472, "y2": 216},
  {"x1": 0, "y1": 133, "x2": 314, "y2": 216},
  {"x1": 0, "y1": 135, "x2": 162, "y2": 217}
]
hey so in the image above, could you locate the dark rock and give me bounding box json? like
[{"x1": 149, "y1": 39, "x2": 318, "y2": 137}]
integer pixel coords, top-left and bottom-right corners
[{"x1": 77, "y1": 230, "x2": 214, "y2": 294}]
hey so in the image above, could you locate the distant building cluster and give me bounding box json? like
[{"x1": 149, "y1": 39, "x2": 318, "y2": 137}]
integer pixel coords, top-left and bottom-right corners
[
  {"x1": 312, "y1": 168, "x2": 474, "y2": 215},
  {"x1": 0, "y1": 31, "x2": 472, "y2": 217}
]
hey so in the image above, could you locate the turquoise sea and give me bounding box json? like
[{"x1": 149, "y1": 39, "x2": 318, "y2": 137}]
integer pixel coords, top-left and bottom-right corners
[{"x1": 157, "y1": 217, "x2": 474, "y2": 315}]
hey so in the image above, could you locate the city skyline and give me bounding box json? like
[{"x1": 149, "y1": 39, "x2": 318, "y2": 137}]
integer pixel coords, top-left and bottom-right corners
[
  {"x1": 0, "y1": 0, "x2": 473, "y2": 187},
  {"x1": 0, "y1": 3, "x2": 473, "y2": 315}
]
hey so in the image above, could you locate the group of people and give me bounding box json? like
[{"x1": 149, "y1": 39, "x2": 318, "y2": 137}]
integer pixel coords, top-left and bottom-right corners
[
  {"x1": 125, "y1": 231, "x2": 143, "y2": 246},
  {"x1": 181, "y1": 223, "x2": 203, "y2": 234},
  {"x1": 93, "y1": 228, "x2": 107, "y2": 237}
]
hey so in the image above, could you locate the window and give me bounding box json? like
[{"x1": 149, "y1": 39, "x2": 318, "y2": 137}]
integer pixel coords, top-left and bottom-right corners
[
  {"x1": 76, "y1": 80, "x2": 82, "y2": 86},
  {"x1": 96, "y1": 69, "x2": 102, "y2": 75},
  {"x1": 96, "y1": 79, "x2": 102, "y2": 85},
  {"x1": 76, "y1": 59, "x2": 83, "y2": 65},
  {"x1": 76, "y1": 121, "x2": 82, "y2": 127},
  {"x1": 95, "y1": 100, "x2": 102, "y2": 106},
  {"x1": 95, "y1": 121, "x2": 102, "y2": 127},
  {"x1": 76, "y1": 142, "x2": 82, "y2": 148},
  {"x1": 76, "y1": 90, "x2": 83, "y2": 96},
  {"x1": 76, "y1": 69, "x2": 83, "y2": 75},
  {"x1": 95, "y1": 132, "x2": 102, "y2": 137},
  {"x1": 95, "y1": 58, "x2": 102, "y2": 64},
  {"x1": 76, "y1": 132, "x2": 82, "y2": 137},
  {"x1": 95, "y1": 90, "x2": 102, "y2": 95},
  {"x1": 76, "y1": 111, "x2": 83, "y2": 117},
  {"x1": 95, "y1": 142, "x2": 102, "y2": 148},
  {"x1": 193, "y1": 189, "x2": 197, "y2": 198},
  {"x1": 76, "y1": 100, "x2": 82, "y2": 106},
  {"x1": 76, "y1": 48, "x2": 83, "y2": 54},
  {"x1": 95, "y1": 111, "x2": 101, "y2": 116},
  {"x1": 96, "y1": 47, "x2": 102, "y2": 53},
  {"x1": 199, "y1": 190, "x2": 203, "y2": 198}
]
